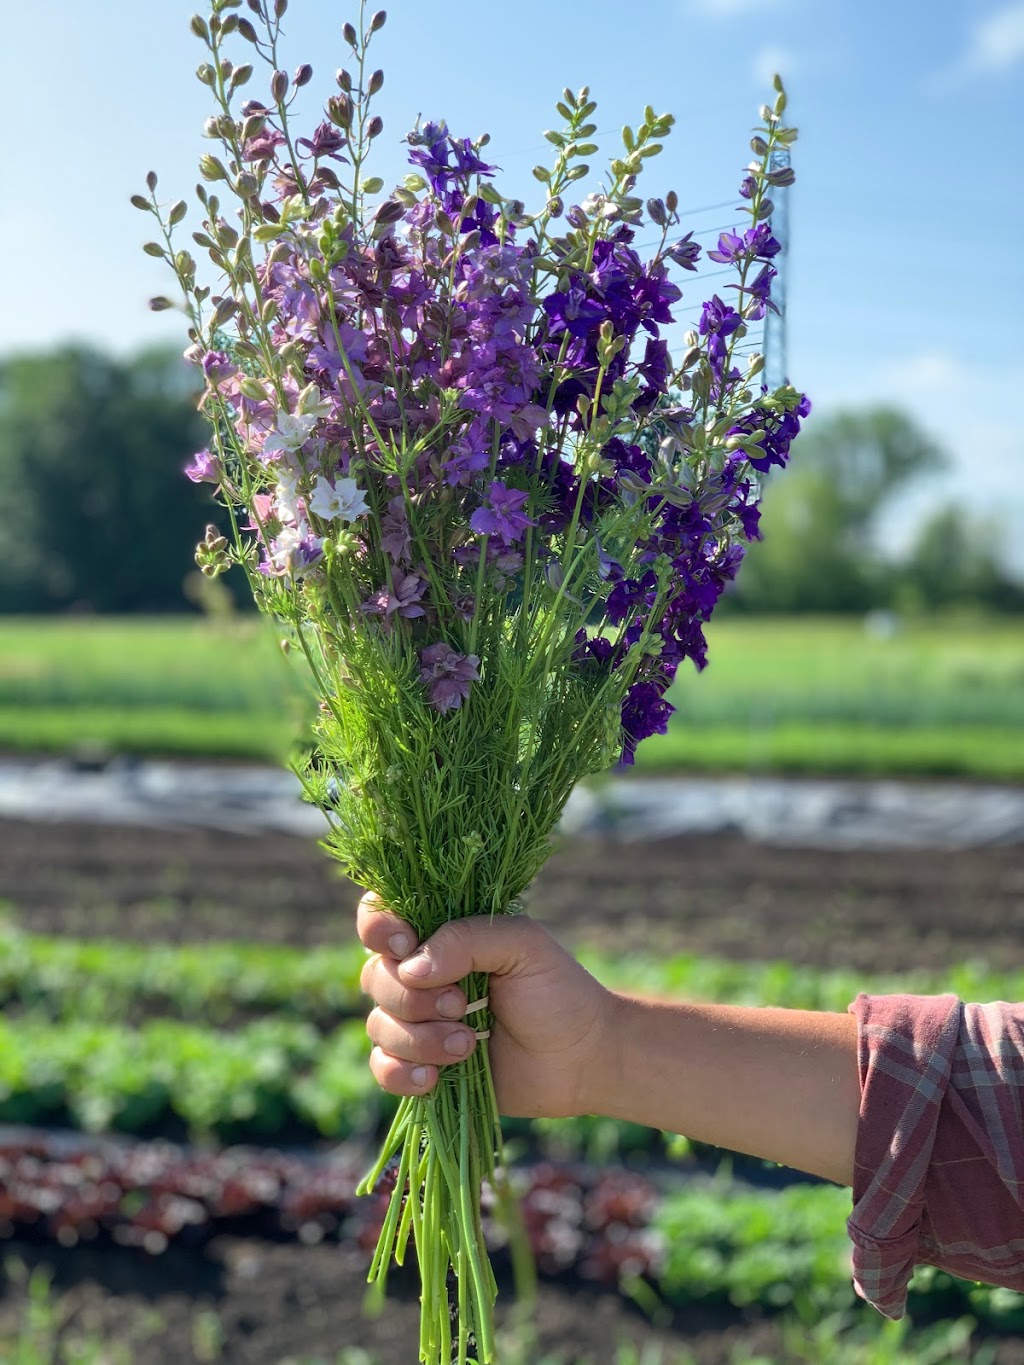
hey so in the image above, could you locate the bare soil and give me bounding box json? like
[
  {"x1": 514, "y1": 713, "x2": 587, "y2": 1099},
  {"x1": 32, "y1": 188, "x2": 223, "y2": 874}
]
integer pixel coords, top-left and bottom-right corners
[{"x1": 1, "y1": 815, "x2": 1023, "y2": 1363}]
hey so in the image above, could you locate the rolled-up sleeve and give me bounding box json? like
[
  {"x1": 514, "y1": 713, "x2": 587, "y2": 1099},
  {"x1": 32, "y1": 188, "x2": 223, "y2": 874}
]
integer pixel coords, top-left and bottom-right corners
[{"x1": 847, "y1": 993, "x2": 1024, "y2": 1318}]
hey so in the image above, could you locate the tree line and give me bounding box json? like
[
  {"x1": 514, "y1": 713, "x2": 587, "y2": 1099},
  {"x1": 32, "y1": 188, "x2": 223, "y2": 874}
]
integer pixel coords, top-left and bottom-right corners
[{"x1": 0, "y1": 344, "x2": 1019, "y2": 615}]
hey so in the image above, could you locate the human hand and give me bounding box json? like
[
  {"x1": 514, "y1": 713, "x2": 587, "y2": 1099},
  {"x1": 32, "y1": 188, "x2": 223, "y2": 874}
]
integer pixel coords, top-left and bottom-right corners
[{"x1": 357, "y1": 893, "x2": 615, "y2": 1119}]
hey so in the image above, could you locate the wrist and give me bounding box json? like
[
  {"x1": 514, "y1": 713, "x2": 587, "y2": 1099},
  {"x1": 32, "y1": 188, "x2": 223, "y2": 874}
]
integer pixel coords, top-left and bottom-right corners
[{"x1": 574, "y1": 987, "x2": 632, "y2": 1118}]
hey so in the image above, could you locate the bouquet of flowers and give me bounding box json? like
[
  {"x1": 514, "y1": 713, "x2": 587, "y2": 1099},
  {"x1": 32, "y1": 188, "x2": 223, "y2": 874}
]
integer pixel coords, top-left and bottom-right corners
[{"x1": 138, "y1": 1, "x2": 808, "y2": 1359}]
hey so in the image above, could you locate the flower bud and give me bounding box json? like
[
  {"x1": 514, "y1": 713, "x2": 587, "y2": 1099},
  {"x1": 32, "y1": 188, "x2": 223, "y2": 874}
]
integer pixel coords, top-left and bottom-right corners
[
  {"x1": 546, "y1": 194, "x2": 564, "y2": 218},
  {"x1": 270, "y1": 68, "x2": 288, "y2": 102},
  {"x1": 342, "y1": 20, "x2": 357, "y2": 45},
  {"x1": 146, "y1": 170, "x2": 158, "y2": 192},
  {"x1": 235, "y1": 171, "x2": 259, "y2": 198},
  {"x1": 196, "y1": 62, "x2": 216, "y2": 86},
  {"x1": 169, "y1": 199, "x2": 188, "y2": 226},
  {"x1": 766, "y1": 165, "x2": 795, "y2": 187},
  {"x1": 199, "y1": 154, "x2": 228, "y2": 181},
  {"x1": 237, "y1": 17, "x2": 259, "y2": 42},
  {"x1": 327, "y1": 94, "x2": 353, "y2": 129},
  {"x1": 149, "y1": 296, "x2": 174, "y2": 311},
  {"x1": 294, "y1": 62, "x2": 313, "y2": 87},
  {"x1": 366, "y1": 114, "x2": 384, "y2": 139},
  {"x1": 230, "y1": 63, "x2": 254, "y2": 90},
  {"x1": 190, "y1": 14, "x2": 210, "y2": 41},
  {"x1": 367, "y1": 67, "x2": 384, "y2": 95},
  {"x1": 210, "y1": 296, "x2": 238, "y2": 327},
  {"x1": 369, "y1": 9, "x2": 386, "y2": 31},
  {"x1": 130, "y1": 194, "x2": 152, "y2": 212},
  {"x1": 646, "y1": 197, "x2": 667, "y2": 227},
  {"x1": 239, "y1": 376, "x2": 268, "y2": 401},
  {"x1": 143, "y1": 241, "x2": 166, "y2": 258},
  {"x1": 336, "y1": 68, "x2": 352, "y2": 91},
  {"x1": 274, "y1": 0, "x2": 288, "y2": 16},
  {"x1": 665, "y1": 189, "x2": 678, "y2": 213},
  {"x1": 203, "y1": 115, "x2": 220, "y2": 138}
]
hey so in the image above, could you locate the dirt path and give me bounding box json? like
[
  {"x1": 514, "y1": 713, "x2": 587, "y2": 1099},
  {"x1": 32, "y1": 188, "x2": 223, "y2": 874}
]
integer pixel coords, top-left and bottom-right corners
[{"x1": 3, "y1": 817, "x2": 1022, "y2": 974}]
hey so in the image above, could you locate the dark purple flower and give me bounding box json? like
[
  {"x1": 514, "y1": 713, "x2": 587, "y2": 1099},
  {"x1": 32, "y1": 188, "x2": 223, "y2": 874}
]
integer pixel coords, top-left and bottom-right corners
[
  {"x1": 470, "y1": 481, "x2": 535, "y2": 543},
  {"x1": 408, "y1": 124, "x2": 495, "y2": 195},
  {"x1": 419, "y1": 642, "x2": 480, "y2": 713},
  {"x1": 543, "y1": 285, "x2": 607, "y2": 339},
  {"x1": 666, "y1": 231, "x2": 701, "y2": 270},
  {"x1": 606, "y1": 570, "x2": 659, "y2": 625},
  {"x1": 620, "y1": 682, "x2": 675, "y2": 764}
]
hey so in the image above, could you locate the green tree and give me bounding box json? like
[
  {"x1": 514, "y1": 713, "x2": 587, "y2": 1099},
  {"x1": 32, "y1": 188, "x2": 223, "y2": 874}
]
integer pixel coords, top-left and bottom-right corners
[
  {"x1": 899, "y1": 504, "x2": 1024, "y2": 612},
  {"x1": 735, "y1": 407, "x2": 946, "y2": 612},
  {"x1": 0, "y1": 345, "x2": 218, "y2": 613}
]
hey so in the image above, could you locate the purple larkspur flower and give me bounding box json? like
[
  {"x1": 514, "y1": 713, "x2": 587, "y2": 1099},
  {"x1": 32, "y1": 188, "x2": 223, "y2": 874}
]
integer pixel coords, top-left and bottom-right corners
[
  {"x1": 297, "y1": 122, "x2": 348, "y2": 160},
  {"x1": 201, "y1": 351, "x2": 236, "y2": 385},
  {"x1": 243, "y1": 127, "x2": 286, "y2": 162},
  {"x1": 362, "y1": 571, "x2": 426, "y2": 620},
  {"x1": 606, "y1": 571, "x2": 658, "y2": 625},
  {"x1": 184, "y1": 449, "x2": 220, "y2": 484},
  {"x1": 666, "y1": 231, "x2": 701, "y2": 270},
  {"x1": 470, "y1": 481, "x2": 534, "y2": 543},
  {"x1": 380, "y1": 496, "x2": 412, "y2": 561},
  {"x1": 620, "y1": 682, "x2": 675, "y2": 765},
  {"x1": 419, "y1": 642, "x2": 480, "y2": 714}
]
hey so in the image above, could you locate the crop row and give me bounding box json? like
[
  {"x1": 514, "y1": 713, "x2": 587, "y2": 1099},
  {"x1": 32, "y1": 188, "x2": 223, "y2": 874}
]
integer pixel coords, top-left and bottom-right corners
[
  {"x1": 0, "y1": 1016, "x2": 381, "y2": 1142},
  {"x1": 0, "y1": 1010, "x2": 668, "y2": 1162},
  {"x1": 0, "y1": 921, "x2": 1015, "y2": 1029},
  {"x1": 1, "y1": 1129, "x2": 1021, "y2": 1331}
]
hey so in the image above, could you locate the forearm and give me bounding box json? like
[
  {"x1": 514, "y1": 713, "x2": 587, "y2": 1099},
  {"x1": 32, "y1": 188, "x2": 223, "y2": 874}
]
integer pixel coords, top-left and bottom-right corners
[{"x1": 590, "y1": 993, "x2": 860, "y2": 1187}]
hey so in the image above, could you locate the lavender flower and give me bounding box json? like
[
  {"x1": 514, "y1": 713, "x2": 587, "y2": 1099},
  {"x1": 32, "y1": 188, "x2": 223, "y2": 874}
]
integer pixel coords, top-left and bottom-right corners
[
  {"x1": 469, "y1": 481, "x2": 534, "y2": 543},
  {"x1": 419, "y1": 642, "x2": 480, "y2": 713},
  {"x1": 184, "y1": 449, "x2": 220, "y2": 483}
]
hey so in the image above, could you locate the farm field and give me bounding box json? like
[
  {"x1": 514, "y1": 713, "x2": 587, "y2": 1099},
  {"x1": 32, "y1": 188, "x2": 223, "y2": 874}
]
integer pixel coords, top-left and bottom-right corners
[
  {"x1": 1, "y1": 610, "x2": 1022, "y2": 1360},
  {"x1": 0, "y1": 814, "x2": 1023, "y2": 1361},
  {"x1": 1, "y1": 612, "x2": 1022, "y2": 778}
]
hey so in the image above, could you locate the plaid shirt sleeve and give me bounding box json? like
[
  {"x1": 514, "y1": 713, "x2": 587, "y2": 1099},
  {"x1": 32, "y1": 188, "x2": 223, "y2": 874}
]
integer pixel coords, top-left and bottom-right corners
[{"x1": 847, "y1": 992, "x2": 1024, "y2": 1318}]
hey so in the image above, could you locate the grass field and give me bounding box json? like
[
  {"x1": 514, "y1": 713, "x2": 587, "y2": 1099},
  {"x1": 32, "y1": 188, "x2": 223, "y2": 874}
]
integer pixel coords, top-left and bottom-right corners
[{"x1": 1, "y1": 612, "x2": 1021, "y2": 778}]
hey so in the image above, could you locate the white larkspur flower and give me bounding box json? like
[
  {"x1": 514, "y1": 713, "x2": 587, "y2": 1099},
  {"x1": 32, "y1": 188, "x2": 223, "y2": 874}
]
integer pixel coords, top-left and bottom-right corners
[
  {"x1": 268, "y1": 521, "x2": 323, "y2": 576},
  {"x1": 274, "y1": 467, "x2": 303, "y2": 524},
  {"x1": 308, "y1": 474, "x2": 370, "y2": 523},
  {"x1": 262, "y1": 410, "x2": 319, "y2": 457}
]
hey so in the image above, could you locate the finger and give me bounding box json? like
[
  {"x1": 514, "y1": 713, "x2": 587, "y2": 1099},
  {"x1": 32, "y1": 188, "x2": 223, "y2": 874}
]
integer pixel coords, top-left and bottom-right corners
[
  {"x1": 356, "y1": 891, "x2": 419, "y2": 960},
  {"x1": 366, "y1": 1007, "x2": 477, "y2": 1067},
  {"x1": 397, "y1": 914, "x2": 547, "y2": 990},
  {"x1": 359, "y1": 953, "x2": 468, "y2": 1022},
  {"x1": 369, "y1": 1046, "x2": 438, "y2": 1097}
]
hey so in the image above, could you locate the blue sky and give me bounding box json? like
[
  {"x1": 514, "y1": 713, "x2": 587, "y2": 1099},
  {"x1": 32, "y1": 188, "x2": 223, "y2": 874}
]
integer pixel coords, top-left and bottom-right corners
[{"x1": 6, "y1": 0, "x2": 1023, "y2": 566}]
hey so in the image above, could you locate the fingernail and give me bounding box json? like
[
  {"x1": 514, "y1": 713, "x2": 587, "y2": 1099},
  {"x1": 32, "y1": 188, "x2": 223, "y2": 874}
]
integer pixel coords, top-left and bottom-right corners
[
  {"x1": 402, "y1": 953, "x2": 432, "y2": 978},
  {"x1": 444, "y1": 1032, "x2": 470, "y2": 1057},
  {"x1": 388, "y1": 932, "x2": 412, "y2": 958},
  {"x1": 411, "y1": 1066, "x2": 428, "y2": 1088},
  {"x1": 436, "y1": 991, "x2": 463, "y2": 1020}
]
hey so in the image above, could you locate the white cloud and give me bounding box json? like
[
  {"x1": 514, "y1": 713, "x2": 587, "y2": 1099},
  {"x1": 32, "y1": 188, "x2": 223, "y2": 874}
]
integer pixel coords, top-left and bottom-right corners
[
  {"x1": 929, "y1": 2, "x2": 1024, "y2": 89},
  {"x1": 963, "y1": 2, "x2": 1024, "y2": 74},
  {"x1": 751, "y1": 45, "x2": 797, "y2": 90}
]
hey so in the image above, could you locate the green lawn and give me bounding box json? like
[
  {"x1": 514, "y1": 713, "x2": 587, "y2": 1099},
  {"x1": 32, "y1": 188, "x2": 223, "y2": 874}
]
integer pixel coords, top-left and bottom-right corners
[{"x1": 1, "y1": 612, "x2": 1021, "y2": 778}]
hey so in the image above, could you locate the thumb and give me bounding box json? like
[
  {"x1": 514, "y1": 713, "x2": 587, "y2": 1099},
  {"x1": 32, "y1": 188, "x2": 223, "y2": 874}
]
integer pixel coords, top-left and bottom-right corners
[{"x1": 397, "y1": 914, "x2": 542, "y2": 990}]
